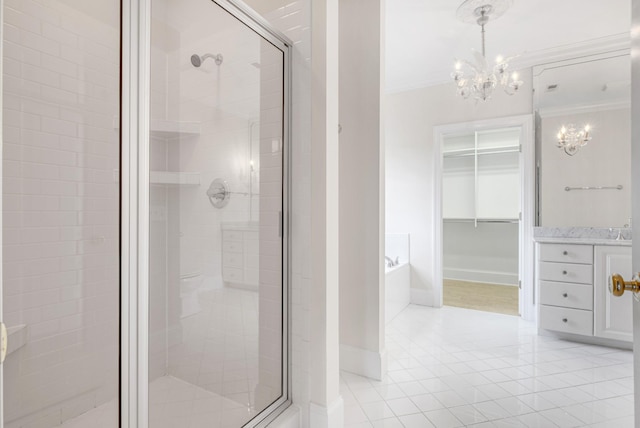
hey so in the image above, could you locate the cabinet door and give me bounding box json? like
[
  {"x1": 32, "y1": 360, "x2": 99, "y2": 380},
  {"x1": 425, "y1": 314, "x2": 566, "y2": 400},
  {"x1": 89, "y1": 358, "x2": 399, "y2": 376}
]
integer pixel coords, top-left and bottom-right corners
[{"x1": 594, "y1": 245, "x2": 633, "y2": 342}]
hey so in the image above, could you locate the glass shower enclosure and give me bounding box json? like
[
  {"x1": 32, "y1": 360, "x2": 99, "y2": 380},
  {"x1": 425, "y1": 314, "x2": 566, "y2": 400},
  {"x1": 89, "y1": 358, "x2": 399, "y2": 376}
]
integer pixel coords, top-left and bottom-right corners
[{"x1": 0, "y1": 0, "x2": 290, "y2": 427}]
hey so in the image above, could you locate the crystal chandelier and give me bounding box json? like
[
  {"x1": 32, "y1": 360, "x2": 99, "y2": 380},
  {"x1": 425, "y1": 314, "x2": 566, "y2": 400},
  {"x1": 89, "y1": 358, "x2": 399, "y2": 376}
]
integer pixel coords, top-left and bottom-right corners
[
  {"x1": 451, "y1": 0, "x2": 522, "y2": 101},
  {"x1": 557, "y1": 124, "x2": 592, "y2": 156}
]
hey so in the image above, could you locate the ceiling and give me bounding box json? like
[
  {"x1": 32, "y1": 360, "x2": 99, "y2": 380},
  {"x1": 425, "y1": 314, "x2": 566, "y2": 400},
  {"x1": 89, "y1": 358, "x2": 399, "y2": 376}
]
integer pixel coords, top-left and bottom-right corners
[{"x1": 385, "y1": 0, "x2": 631, "y2": 93}]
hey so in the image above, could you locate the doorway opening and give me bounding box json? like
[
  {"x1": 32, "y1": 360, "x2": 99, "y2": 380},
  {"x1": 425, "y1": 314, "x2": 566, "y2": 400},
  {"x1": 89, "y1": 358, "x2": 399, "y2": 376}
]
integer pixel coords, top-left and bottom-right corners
[{"x1": 433, "y1": 115, "x2": 535, "y2": 320}]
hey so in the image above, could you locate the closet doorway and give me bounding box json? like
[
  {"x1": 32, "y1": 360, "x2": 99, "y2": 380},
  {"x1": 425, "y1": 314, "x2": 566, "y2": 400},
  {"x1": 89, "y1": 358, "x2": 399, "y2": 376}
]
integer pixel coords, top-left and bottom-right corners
[{"x1": 433, "y1": 115, "x2": 535, "y2": 320}]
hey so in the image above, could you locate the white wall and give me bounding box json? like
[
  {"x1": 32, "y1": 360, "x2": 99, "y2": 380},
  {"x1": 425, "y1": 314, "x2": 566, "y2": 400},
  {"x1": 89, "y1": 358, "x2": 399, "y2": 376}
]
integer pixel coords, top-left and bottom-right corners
[
  {"x1": 2, "y1": 0, "x2": 120, "y2": 425},
  {"x1": 539, "y1": 108, "x2": 631, "y2": 227},
  {"x1": 385, "y1": 75, "x2": 532, "y2": 304},
  {"x1": 338, "y1": 0, "x2": 386, "y2": 381},
  {"x1": 443, "y1": 222, "x2": 519, "y2": 285}
]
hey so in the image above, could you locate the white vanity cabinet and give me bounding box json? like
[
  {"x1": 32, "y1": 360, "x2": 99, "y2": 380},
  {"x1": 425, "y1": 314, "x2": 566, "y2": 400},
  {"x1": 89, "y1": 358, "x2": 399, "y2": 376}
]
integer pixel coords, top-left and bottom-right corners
[
  {"x1": 594, "y1": 245, "x2": 633, "y2": 342},
  {"x1": 538, "y1": 243, "x2": 594, "y2": 336},
  {"x1": 536, "y1": 241, "x2": 632, "y2": 344},
  {"x1": 221, "y1": 223, "x2": 259, "y2": 290}
]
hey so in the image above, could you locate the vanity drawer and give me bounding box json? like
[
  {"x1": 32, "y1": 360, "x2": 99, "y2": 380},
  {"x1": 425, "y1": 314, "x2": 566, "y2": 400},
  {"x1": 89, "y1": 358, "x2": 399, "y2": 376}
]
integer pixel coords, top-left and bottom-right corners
[
  {"x1": 539, "y1": 280, "x2": 593, "y2": 310},
  {"x1": 539, "y1": 261, "x2": 593, "y2": 284},
  {"x1": 539, "y1": 243, "x2": 593, "y2": 264},
  {"x1": 223, "y1": 267, "x2": 243, "y2": 282},
  {"x1": 223, "y1": 252, "x2": 243, "y2": 268},
  {"x1": 222, "y1": 230, "x2": 243, "y2": 242},
  {"x1": 223, "y1": 240, "x2": 243, "y2": 252},
  {"x1": 540, "y1": 305, "x2": 593, "y2": 336}
]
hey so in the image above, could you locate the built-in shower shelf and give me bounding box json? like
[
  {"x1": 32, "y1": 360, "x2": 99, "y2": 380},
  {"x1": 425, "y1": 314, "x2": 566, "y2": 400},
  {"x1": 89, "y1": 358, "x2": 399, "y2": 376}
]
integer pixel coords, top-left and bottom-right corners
[
  {"x1": 150, "y1": 119, "x2": 200, "y2": 138},
  {"x1": 112, "y1": 117, "x2": 201, "y2": 138},
  {"x1": 150, "y1": 171, "x2": 201, "y2": 186}
]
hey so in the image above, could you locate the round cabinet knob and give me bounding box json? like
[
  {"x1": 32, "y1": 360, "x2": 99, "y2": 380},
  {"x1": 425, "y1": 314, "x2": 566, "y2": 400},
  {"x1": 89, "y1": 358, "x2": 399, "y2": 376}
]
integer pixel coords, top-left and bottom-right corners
[
  {"x1": 562, "y1": 270, "x2": 568, "y2": 275},
  {"x1": 563, "y1": 251, "x2": 568, "y2": 255},
  {"x1": 562, "y1": 318, "x2": 568, "y2": 323},
  {"x1": 562, "y1": 293, "x2": 568, "y2": 298}
]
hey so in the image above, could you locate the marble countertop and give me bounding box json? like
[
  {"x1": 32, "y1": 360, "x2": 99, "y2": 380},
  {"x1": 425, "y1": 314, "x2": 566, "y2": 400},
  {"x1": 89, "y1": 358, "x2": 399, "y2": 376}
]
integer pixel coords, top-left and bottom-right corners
[
  {"x1": 533, "y1": 227, "x2": 632, "y2": 246},
  {"x1": 533, "y1": 236, "x2": 631, "y2": 246}
]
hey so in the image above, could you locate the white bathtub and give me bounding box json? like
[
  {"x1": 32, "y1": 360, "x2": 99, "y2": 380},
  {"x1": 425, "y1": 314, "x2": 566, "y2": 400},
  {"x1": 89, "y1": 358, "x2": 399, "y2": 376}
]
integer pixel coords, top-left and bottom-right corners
[{"x1": 385, "y1": 262, "x2": 410, "y2": 324}]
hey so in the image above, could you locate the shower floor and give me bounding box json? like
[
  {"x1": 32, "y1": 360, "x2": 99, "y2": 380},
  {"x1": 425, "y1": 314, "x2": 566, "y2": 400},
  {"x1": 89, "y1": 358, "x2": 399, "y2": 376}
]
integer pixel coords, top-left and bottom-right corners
[{"x1": 59, "y1": 375, "x2": 255, "y2": 428}]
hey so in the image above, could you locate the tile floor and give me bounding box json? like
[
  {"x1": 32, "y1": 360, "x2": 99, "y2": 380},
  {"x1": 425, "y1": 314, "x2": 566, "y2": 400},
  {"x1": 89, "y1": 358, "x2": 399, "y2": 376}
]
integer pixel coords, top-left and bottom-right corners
[
  {"x1": 343, "y1": 305, "x2": 634, "y2": 427},
  {"x1": 60, "y1": 376, "x2": 256, "y2": 428},
  {"x1": 59, "y1": 303, "x2": 635, "y2": 427}
]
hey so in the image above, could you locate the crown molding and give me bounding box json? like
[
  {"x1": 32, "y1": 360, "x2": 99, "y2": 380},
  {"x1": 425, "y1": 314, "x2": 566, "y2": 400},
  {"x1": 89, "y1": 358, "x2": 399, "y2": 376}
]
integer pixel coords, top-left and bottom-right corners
[
  {"x1": 385, "y1": 33, "x2": 630, "y2": 95},
  {"x1": 537, "y1": 100, "x2": 631, "y2": 118}
]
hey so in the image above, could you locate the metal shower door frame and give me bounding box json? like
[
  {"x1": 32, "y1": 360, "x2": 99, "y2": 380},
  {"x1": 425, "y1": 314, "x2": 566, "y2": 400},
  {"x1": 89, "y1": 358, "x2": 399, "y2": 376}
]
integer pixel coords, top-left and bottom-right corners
[{"x1": 120, "y1": 0, "x2": 293, "y2": 426}]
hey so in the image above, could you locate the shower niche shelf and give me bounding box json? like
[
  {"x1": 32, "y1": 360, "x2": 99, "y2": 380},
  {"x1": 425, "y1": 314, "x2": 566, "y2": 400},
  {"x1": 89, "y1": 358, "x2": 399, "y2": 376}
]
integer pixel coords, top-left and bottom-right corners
[
  {"x1": 150, "y1": 119, "x2": 200, "y2": 138},
  {"x1": 111, "y1": 117, "x2": 201, "y2": 138},
  {"x1": 150, "y1": 171, "x2": 200, "y2": 186}
]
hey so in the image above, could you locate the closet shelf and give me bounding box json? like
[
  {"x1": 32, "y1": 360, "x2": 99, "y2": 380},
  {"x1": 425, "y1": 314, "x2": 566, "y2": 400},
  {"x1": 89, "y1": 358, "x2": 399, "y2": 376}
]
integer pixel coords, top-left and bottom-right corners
[{"x1": 443, "y1": 145, "x2": 520, "y2": 158}]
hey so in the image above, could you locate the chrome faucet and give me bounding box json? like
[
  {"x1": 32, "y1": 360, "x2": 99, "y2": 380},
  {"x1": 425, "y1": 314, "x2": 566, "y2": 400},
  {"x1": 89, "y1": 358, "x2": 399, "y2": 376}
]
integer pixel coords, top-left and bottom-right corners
[
  {"x1": 385, "y1": 256, "x2": 400, "y2": 267},
  {"x1": 609, "y1": 228, "x2": 625, "y2": 241}
]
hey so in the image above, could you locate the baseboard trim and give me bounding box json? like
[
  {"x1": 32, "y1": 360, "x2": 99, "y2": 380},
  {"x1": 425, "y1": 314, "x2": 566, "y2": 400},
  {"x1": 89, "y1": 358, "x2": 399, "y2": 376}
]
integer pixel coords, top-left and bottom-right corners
[
  {"x1": 339, "y1": 344, "x2": 387, "y2": 381},
  {"x1": 310, "y1": 396, "x2": 344, "y2": 428},
  {"x1": 410, "y1": 288, "x2": 434, "y2": 306},
  {"x1": 444, "y1": 268, "x2": 518, "y2": 286}
]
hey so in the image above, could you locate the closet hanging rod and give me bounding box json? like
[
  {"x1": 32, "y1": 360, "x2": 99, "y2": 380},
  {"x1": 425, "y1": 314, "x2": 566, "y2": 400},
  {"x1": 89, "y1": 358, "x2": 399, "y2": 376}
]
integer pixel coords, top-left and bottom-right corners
[
  {"x1": 564, "y1": 185, "x2": 623, "y2": 192},
  {"x1": 443, "y1": 218, "x2": 519, "y2": 224},
  {"x1": 443, "y1": 147, "x2": 520, "y2": 158}
]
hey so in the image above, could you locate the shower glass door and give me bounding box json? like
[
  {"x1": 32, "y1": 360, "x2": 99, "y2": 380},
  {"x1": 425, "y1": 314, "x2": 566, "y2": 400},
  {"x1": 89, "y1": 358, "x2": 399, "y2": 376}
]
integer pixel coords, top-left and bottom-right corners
[
  {"x1": 1, "y1": 0, "x2": 122, "y2": 427},
  {"x1": 147, "y1": 0, "x2": 289, "y2": 426}
]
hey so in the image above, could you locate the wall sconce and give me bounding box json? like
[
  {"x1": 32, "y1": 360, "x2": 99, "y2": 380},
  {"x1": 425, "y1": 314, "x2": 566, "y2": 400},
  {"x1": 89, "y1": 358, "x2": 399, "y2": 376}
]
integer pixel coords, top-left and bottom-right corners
[{"x1": 557, "y1": 124, "x2": 592, "y2": 156}]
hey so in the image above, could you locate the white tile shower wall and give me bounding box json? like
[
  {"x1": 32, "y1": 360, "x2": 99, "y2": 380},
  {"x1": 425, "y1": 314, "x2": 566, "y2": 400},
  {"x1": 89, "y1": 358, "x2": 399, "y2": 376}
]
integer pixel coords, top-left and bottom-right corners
[{"x1": 2, "y1": 0, "x2": 120, "y2": 426}]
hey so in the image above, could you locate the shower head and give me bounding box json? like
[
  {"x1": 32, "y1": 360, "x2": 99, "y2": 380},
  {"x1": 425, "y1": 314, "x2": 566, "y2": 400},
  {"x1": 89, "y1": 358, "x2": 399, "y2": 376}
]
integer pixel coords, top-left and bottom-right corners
[{"x1": 190, "y1": 53, "x2": 223, "y2": 67}]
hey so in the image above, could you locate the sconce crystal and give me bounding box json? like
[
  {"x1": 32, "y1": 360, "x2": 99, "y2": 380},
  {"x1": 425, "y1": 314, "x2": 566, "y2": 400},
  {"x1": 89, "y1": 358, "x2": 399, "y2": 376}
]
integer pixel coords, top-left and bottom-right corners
[
  {"x1": 452, "y1": 0, "x2": 522, "y2": 102},
  {"x1": 557, "y1": 124, "x2": 592, "y2": 156}
]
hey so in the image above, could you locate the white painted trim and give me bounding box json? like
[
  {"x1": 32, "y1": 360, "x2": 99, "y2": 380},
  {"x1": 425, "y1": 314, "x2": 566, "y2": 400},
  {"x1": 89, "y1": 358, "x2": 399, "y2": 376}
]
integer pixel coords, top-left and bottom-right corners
[
  {"x1": 310, "y1": 397, "x2": 345, "y2": 428},
  {"x1": 519, "y1": 116, "x2": 536, "y2": 322},
  {"x1": 339, "y1": 344, "x2": 387, "y2": 381},
  {"x1": 538, "y1": 100, "x2": 630, "y2": 118},
  {"x1": 443, "y1": 268, "x2": 518, "y2": 286},
  {"x1": 386, "y1": 33, "x2": 630, "y2": 94},
  {"x1": 433, "y1": 114, "x2": 536, "y2": 321},
  {"x1": 410, "y1": 288, "x2": 434, "y2": 306},
  {"x1": 268, "y1": 405, "x2": 301, "y2": 428},
  {"x1": 0, "y1": 0, "x2": 5, "y2": 424},
  {"x1": 433, "y1": 127, "x2": 444, "y2": 309}
]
